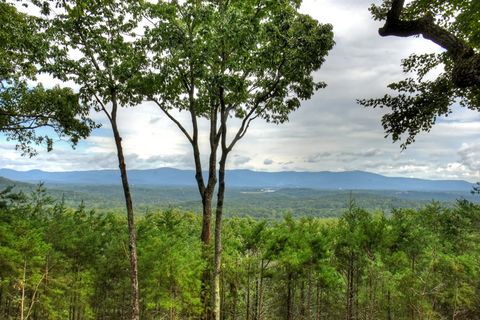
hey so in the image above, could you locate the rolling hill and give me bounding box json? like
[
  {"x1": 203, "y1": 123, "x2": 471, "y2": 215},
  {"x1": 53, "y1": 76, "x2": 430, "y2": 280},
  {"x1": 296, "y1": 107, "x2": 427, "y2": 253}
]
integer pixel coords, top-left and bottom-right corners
[{"x1": 0, "y1": 168, "x2": 474, "y2": 192}]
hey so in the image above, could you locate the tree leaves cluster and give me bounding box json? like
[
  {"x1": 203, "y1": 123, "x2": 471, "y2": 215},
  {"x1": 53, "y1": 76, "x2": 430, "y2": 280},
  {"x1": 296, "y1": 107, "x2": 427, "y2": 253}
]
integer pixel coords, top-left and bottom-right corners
[
  {"x1": 0, "y1": 0, "x2": 95, "y2": 156},
  {"x1": 359, "y1": 0, "x2": 480, "y2": 149}
]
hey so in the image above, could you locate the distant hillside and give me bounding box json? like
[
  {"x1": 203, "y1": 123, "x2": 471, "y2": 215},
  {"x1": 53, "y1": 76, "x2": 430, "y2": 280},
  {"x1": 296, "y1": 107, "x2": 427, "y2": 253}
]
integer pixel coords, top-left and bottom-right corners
[
  {"x1": 0, "y1": 168, "x2": 474, "y2": 192},
  {"x1": 0, "y1": 176, "x2": 31, "y2": 188},
  {"x1": 0, "y1": 174, "x2": 477, "y2": 218}
]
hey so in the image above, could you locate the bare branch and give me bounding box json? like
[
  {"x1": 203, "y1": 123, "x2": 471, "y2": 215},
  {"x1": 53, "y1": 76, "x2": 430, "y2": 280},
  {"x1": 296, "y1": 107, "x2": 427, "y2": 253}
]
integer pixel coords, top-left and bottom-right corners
[{"x1": 151, "y1": 98, "x2": 193, "y2": 144}]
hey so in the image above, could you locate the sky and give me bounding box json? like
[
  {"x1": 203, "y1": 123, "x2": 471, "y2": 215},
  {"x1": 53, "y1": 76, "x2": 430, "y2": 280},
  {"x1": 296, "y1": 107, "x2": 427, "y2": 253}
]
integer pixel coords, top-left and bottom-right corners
[{"x1": 1, "y1": 0, "x2": 479, "y2": 182}]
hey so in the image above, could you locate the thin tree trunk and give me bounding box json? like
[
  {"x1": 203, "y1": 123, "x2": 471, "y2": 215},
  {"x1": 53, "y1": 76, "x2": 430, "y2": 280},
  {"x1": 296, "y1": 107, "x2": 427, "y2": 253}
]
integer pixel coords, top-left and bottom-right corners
[
  {"x1": 20, "y1": 259, "x2": 26, "y2": 320},
  {"x1": 316, "y1": 280, "x2": 322, "y2": 320},
  {"x1": 387, "y1": 290, "x2": 392, "y2": 320},
  {"x1": 246, "y1": 265, "x2": 251, "y2": 320},
  {"x1": 220, "y1": 273, "x2": 226, "y2": 320},
  {"x1": 300, "y1": 280, "x2": 306, "y2": 319},
  {"x1": 286, "y1": 272, "x2": 294, "y2": 320},
  {"x1": 307, "y1": 270, "x2": 312, "y2": 320},
  {"x1": 257, "y1": 259, "x2": 265, "y2": 320},
  {"x1": 109, "y1": 92, "x2": 140, "y2": 320},
  {"x1": 254, "y1": 275, "x2": 259, "y2": 319},
  {"x1": 346, "y1": 254, "x2": 354, "y2": 320},
  {"x1": 230, "y1": 282, "x2": 237, "y2": 320},
  {"x1": 212, "y1": 153, "x2": 227, "y2": 320}
]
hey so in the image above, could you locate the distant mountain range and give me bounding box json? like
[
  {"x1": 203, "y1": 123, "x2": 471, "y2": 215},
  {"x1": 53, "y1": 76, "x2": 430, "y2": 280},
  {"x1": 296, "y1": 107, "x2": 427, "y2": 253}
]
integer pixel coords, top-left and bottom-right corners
[{"x1": 0, "y1": 168, "x2": 474, "y2": 192}]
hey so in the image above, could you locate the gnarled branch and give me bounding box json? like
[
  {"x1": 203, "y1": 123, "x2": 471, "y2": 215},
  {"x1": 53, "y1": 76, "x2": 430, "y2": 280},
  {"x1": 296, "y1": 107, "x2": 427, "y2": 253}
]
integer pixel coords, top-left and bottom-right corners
[{"x1": 379, "y1": 0, "x2": 479, "y2": 88}]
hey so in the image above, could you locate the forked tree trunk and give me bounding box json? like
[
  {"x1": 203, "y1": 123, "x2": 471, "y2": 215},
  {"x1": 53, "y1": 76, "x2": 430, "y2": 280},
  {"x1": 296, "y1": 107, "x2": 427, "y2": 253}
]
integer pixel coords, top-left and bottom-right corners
[{"x1": 196, "y1": 116, "x2": 220, "y2": 320}]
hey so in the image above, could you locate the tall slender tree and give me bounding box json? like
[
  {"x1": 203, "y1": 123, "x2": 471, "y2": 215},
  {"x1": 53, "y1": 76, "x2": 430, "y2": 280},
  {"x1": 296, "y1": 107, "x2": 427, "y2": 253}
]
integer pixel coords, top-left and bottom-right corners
[
  {"x1": 26, "y1": 1, "x2": 147, "y2": 318},
  {"x1": 141, "y1": 1, "x2": 334, "y2": 318}
]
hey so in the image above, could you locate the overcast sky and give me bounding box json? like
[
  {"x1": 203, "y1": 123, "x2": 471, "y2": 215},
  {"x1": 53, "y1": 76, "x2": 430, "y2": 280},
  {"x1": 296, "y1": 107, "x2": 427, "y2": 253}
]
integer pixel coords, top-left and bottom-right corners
[{"x1": 1, "y1": 0, "x2": 479, "y2": 182}]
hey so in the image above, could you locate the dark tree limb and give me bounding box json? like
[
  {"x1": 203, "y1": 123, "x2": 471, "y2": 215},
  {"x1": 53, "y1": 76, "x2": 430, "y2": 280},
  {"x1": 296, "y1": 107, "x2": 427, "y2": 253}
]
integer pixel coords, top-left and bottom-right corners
[{"x1": 379, "y1": 0, "x2": 480, "y2": 88}]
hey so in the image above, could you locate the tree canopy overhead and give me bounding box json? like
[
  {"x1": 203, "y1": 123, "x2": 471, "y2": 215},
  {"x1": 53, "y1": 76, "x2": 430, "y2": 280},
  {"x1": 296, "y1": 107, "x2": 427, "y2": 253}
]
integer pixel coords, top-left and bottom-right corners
[
  {"x1": 359, "y1": 0, "x2": 479, "y2": 148},
  {"x1": 0, "y1": 0, "x2": 95, "y2": 156}
]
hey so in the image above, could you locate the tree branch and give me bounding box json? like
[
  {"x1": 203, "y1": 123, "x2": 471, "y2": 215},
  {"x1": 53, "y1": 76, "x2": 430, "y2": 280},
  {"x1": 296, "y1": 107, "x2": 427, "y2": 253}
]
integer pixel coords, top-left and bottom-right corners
[
  {"x1": 379, "y1": 0, "x2": 480, "y2": 88},
  {"x1": 152, "y1": 98, "x2": 193, "y2": 144}
]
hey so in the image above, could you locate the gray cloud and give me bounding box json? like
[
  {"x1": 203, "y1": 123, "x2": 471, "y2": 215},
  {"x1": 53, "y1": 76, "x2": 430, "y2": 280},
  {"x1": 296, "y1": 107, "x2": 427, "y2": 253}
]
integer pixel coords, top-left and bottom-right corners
[
  {"x1": 149, "y1": 117, "x2": 161, "y2": 124},
  {"x1": 458, "y1": 144, "x2": 480, "y2": 172},
  {"x1": 305, "y1": 152, "x2": 332, "y2": 163},
  {"x1": 263, "y1": 159, "x2": 274, "y2": 165},
  {"x1": 231, "y1": 155, "x2": 251, "y2": 166},
  {"x1": 305, "y1": 149, "x2": 383, "y2": 163}
]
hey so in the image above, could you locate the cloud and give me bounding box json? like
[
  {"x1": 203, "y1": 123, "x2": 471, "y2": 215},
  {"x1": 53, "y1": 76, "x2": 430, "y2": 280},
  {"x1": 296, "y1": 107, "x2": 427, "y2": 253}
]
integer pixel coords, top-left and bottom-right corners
[
  {"x1": 305, "y1": 152, "x2": 332, "y2": 163},
  {"x1": 263, "y1": 159, "x2": 274, "y2": 165},
  {"x1": 231, "y1": 155, "x2": 251, "y2": 166},
  {"x1": 149, "y1": 117, "x2": 162, "y2": 124},
  {"x1": 305, "y1": 149, "x2": 383, "y2": 163},
  {"x1": 458, "y1": 143, "x2": 480, "y2": 173}
]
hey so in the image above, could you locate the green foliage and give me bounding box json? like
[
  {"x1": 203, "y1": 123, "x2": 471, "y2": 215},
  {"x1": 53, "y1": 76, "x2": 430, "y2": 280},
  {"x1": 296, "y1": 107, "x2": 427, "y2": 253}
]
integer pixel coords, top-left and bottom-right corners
[
  {"x1": 359, "y1": 0, "x2": 480, "y2": 149},
  {"x1": 0, "y1": 1, "x2": 95, "y2": 156},
  {"x1": 142, "y1": 0, "x2": 334, "y2": 126},
  {"x1": 138, "y1": 210, "x2": 204, "y2": 318},
  {"x1": 37, "y1": 0, "x2": 146, "y2": 109},
  {"x1": 1, "y1": 189, "x2": 479, "y2": 319}
]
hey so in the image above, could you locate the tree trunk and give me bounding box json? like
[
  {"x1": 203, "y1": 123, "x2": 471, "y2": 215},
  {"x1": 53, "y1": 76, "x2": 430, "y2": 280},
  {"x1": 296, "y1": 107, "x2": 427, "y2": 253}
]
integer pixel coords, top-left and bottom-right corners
[
  {"x1": 307, "y1": 270, "x2": 312, "y2": 320},
  {"x1": 190, "y1": 99, "x2": 219, "y2": 320},
  {"x1": 257, "y1": 259, "x2": 265, "y2": 320},
  {"x1": 20, "y1": 259, "x2": 26, "y2": 320},
  {"x1": 346, "y1": 253, "x2": 354, "y2": 320},
  {"x1": 387, "y1": 290, "x2": 392, "y2": 320},
  {"x1": 230, "y1": 282, "x2": 237, "y2": 320},
  {"x1": 300, "y1": 280, "x2": 306, "y2": 319},
  {"x1": 246, "y1": 265, "x2": 251, "y2": 320},
  {"x1": 212, "y1": 153, "x2": 227, "y2": 320},
  {"x1": 200, "y1": 193, "x2": 213, "y2": 244},
  {"x1": 109, "y1": 92, "x2": 140, "y2": 320},
  {"x1": 286, "y1": 272, "x2": 294, "y2": 320},
  {"x1": 316, "y1": 280, "x2": 322, "y2": 320}
]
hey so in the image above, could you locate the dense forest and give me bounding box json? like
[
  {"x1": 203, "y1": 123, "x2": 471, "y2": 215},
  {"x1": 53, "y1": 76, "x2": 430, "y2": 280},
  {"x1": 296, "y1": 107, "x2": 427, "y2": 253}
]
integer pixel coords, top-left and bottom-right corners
[
  {"x1": 4, "y1": 178, "x2": 474, "y2": 218},
  {"x1": 1, "y1": 187, "x2": 479, "y2": 320}
]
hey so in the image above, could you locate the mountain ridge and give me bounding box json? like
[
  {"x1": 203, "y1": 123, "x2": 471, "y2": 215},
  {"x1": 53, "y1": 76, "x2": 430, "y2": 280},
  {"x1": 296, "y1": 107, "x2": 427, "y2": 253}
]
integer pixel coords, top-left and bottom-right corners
[{"x1": 0, "y1": 168, "x2": 473, "y2": 192}]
